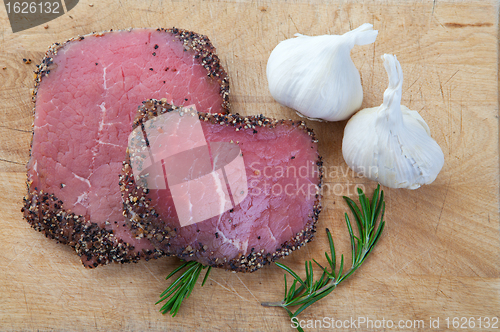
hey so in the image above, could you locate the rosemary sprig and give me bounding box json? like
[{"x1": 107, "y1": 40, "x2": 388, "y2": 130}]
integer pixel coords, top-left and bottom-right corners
[
  {"x1": 157, "y1": 260, "x2": 211, "y2": 317},
  {"x1": 261, "y1": 185, "x2": 385, "y2": 331}
]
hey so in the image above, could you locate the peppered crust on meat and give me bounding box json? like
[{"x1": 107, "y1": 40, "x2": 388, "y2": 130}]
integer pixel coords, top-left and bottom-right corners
[
  {"x1": 21, "y1": 190, "x2": 164, "y2": 267},
  {"x1": 23, "y1": 28, "x2": 230, "y2": 268},
  {"x1": 31, "y1": 27, "x2": 230, "y2": 113},
  {"x1": 119, "y1": 99, "x2": 323, "y2": 272}
]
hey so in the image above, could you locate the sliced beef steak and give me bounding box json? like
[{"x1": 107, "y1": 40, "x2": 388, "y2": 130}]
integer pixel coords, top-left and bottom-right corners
[
  {"x1": 120, "y1": 100, "x2": 323, "y2": 272},
  {"x1": 22, "y1": 28, "x2": 229, "y2": 268}
]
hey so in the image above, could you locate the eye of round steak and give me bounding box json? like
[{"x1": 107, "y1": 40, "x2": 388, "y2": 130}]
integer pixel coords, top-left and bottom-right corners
[
  {"x1": 22, "y1": 28, "x2": 229, "y2": 268},
  {"x1": 120, "y1": 99, "x2": 323, "y2": 272}
]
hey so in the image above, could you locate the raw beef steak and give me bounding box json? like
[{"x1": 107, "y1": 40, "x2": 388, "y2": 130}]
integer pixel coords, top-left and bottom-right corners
[
  {"x1": 120, "y1": 99, "x2": 323, "y2": 272},
  {"x1": 22, "y1": 28, "x2": 229, "y2": 268}
]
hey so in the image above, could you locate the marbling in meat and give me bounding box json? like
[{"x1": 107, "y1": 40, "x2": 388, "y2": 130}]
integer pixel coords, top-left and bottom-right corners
[
  {"x1": 22, "y1": 28, "x2": 229, "y2": 268},
  {"x1": 120, "y1": 99, "x2": 323, "y2": 272}
]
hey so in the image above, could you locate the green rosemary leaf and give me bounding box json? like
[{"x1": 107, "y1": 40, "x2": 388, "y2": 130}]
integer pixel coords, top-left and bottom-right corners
[
  {"x1": 369, "y1": 204, "x2": 385, "y2": 249},
  {"x1": 304, "y1": 261, "x2": 310, "y2": 290},
  {"x1": 359, "y1": 187, "x2": 371, "y2": 222},
  {"x1": 307, "y1": 261, "x2": 314, "y2": 291},
  {"x1": 284, "y1": 274, "x2": 288, "y2": 300},
  {"x1": 355, "y1": 236, "x2": 363, "y2": 264},
  {"x1": 372, "y1": 191, "x2": 385, "y2": 230},
  {"x1": 313, "y1": 269, "x2": 328, "y2": 291},
  {"x1": 158, "y1": 267, "x2": 193, "y2": 301},
  {"x1": 288, "y1": 279, "x2": 298, "y2": 302},
  {"x1": 293, "y1": 285, "x2": 337, "y2": 317},
  {"x1": 185, "y1": 263, "x2": 203, "y2": 299},
  {"x1": 165, "y1": 261, "x2": 193, "y2": 280},
  {"x1": 284, "y1": 306, "x2": 294, "y2": 318},
  {"x1": 370, "y1": 220, "x2": 386, "y2": 249},
  {"x1": 324, "y1": 252, "x2": 335, "y2": 279},
  {"x1": 344, "y1": 196, "x2": 364, "y2": 239},
  {"x1": 201, "y1": 266, "x2": 212, "y2": 287},
  {"x1": 312, "y1": 258, "x2": 324, "y2": 271},
  {"x1": 276, "y1": 262, "x2": 308, "y2": 289},
  {"x1": 345, "y1": 213, "x2": 356, "y2": 264},
  {"x1": 357, "y1": 188, "x2": 370, "y2": 230},
  {"x1": 326, "y1": 228, "x2": 336, "y2": 274},
  {"x1": 370, "y1": 185, "x2": 380, "y2": 222},
  {"x1": 158, "y1": 281, "x2": 183, "y2": 304},
  {"x1": 159, "y1": 262, "x2": 193, "y2": 298},
  {"x1": 337, "y1": 254, "x2": 345, "y2": 283},
  {"x1": 157, "y1": 260, "x2": 212, "y2": 317}
]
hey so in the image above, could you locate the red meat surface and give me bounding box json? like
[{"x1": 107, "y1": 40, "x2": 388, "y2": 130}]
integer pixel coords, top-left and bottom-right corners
[
  {"x1": 22, "y1": 28, "x2": 229, "y2": 267},
  {"x1": 120, "y1": 100, "x2": 323, "y2": 272}
]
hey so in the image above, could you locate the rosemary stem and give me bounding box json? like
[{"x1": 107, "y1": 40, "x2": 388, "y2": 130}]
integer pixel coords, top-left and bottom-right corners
[{"x1": 261, "y1": 301, "x2": 285, "y2": 307}]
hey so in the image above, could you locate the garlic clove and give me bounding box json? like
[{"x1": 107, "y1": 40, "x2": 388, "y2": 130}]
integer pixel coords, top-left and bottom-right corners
[
  {"x1": 402, "y1": 105, "x2": 431, "y2": 136},
  {"x1": 342, "y1": 54, "x2": 444, "y2": 189},
  {"x1": 266, "y1": 23, "x2": 378, "y2": 121}
]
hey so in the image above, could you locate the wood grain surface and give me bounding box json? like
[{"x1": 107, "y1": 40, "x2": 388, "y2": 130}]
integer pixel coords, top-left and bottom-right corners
[{"x1": 0, "y1": 0, "x2": 498, "y2": 331}]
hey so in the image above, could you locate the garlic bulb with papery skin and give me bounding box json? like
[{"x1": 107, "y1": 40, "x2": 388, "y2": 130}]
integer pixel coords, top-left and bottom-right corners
[
  {"x1": 342, "y1": 54, "x2": 444, "y2": 189},
  {"x1": 266, "y1": 23, "x2": 378, "y2": 121}
]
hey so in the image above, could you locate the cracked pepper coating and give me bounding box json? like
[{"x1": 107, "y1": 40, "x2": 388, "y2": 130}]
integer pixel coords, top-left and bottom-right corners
[
  {"x1": 120, "y1": 99, "x2": 323, "y2": 272},
  {"x1": 22, "y1": 28, "x2": 229, "y2": 268}
]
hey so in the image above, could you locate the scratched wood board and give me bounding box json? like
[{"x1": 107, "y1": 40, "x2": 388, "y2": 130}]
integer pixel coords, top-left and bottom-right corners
[{"x1": 0, "y1": 0, "x2": 498, "y2": 331}]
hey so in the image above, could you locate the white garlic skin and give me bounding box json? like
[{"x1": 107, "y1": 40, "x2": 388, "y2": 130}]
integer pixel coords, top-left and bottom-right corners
[
  {"x1": 342, "y1": 54, "x2": 444, "y2": 189},
  {"x1": 267, "y1": 23, "x2": 378, "y2": 121}
]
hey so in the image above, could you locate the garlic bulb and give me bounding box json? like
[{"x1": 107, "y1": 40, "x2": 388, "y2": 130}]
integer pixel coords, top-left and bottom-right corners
[
  {"x1": 342, "y1": 54, "x2": 444, "y2": 189},
  {"x1": 266, "y1": 23, "x2": 378, "y2": 121}
]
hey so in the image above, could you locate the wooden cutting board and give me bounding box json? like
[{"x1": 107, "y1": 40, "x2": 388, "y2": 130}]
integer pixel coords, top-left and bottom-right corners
[{"x1": 1, "y1": 0, "x2": 498, "y2": 331}]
